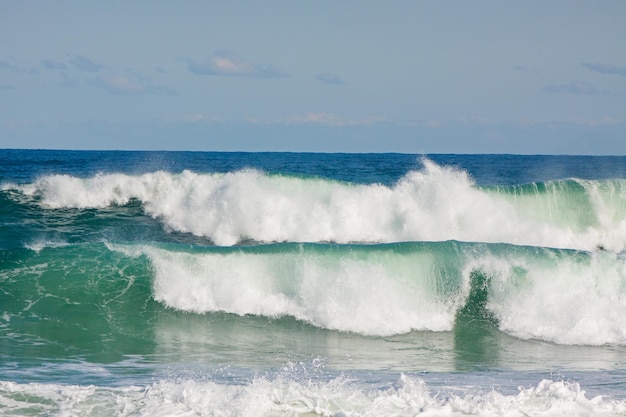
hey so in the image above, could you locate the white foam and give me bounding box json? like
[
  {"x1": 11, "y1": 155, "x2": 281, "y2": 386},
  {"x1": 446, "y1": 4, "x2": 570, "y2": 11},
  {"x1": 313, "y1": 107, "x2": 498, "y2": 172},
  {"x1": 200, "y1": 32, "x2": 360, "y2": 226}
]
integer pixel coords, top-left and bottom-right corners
[
  {"x1": 467, "y1": 249, "x2": 626, "y2": 346},
  {"x1": 11, "y1": 161, "x2": 626, "y2": 251},
  {"x1": 110, "y1": 242, "x2": 626, "y2": 344},
  {"x1": 24, "y1": 239, "x2": 70, "y2": 253},
  {"x1": 117, "y1": 244, "x2": 458, "y2": 336},
  {"x1": 1, "y1": 376, "x2": 624, "y2": 416}
]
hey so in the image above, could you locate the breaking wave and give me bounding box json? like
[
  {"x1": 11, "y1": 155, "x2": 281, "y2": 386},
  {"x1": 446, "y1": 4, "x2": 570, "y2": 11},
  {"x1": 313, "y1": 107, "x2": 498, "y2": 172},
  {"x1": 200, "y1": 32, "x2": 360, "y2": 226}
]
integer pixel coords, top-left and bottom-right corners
[{"x1": 4, "y1": 160, "x2": 626, "y2": 250}]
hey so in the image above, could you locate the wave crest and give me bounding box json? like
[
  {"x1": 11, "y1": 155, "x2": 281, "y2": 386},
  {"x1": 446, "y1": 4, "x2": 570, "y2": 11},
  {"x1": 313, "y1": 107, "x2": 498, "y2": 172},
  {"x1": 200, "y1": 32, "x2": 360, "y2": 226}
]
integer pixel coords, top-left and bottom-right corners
[{"x1": 6, "y1": 160, "x2": 626, "y2": 251}]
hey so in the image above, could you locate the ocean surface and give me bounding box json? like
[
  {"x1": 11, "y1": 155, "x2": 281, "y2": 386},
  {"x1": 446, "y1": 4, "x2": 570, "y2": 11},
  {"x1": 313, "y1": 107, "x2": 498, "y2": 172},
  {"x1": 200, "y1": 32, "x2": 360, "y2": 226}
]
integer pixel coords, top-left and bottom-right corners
[{"x1": 1, "y1": 149, "x2": 626, "y2": 416}]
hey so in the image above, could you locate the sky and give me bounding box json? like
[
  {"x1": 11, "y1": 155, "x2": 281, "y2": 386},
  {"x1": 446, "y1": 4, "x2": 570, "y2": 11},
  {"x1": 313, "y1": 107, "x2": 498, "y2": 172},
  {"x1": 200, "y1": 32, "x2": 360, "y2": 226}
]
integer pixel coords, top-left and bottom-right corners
[{"x1": 1, "y1": 1, "x2": 625, "y2": 154}]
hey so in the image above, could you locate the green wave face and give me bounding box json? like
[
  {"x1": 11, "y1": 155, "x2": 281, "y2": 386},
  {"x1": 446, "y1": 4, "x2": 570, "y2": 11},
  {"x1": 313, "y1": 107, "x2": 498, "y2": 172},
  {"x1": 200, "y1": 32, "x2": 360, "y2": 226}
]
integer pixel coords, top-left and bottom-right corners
[
  {"x1": 0, "y1": 243, "x2": 157, "y2": 363},
  {"x1": 2, "y1": 240, "x2": 625, "y2": 363},
  {"x1": 483, "y1": 179, "x2": 626, "y2": 233}
]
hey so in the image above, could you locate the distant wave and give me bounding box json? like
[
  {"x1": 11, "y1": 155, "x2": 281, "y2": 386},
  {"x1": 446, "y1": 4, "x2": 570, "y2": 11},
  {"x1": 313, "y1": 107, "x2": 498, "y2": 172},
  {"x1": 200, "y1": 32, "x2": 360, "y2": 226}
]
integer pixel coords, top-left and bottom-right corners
[{"x1": 4, "y1": 159, "x2": 626, "y2": 251}]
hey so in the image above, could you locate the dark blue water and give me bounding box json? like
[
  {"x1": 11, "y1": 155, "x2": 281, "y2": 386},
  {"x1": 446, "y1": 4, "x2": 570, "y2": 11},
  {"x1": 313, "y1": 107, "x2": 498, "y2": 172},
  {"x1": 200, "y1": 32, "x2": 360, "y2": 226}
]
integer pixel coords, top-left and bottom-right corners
[{"x1": 3, "y1": 149, "x2": 626, "y2": 185}]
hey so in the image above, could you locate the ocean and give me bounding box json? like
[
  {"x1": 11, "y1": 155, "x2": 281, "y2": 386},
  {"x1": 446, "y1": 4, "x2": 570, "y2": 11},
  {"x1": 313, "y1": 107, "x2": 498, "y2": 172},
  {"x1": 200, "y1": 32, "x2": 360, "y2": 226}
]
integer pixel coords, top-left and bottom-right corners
[{"x1": 1, "y1": 149, "x2": 625, "y2": 416}]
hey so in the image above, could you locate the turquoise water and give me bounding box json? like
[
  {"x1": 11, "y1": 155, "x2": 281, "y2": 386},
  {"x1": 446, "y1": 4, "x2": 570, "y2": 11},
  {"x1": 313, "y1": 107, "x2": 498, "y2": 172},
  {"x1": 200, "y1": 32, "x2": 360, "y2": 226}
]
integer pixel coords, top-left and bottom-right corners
[{"x1": 1, "y1": 150, "x2": 626, "y2": 416}]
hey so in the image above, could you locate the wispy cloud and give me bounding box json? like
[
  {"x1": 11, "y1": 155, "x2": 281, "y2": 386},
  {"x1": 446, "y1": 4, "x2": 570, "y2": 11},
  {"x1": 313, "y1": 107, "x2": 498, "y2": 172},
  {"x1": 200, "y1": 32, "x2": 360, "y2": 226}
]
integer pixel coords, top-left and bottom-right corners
[
  {"x1": 0, "y1": 59, "x2": 37, "y2": 74},
  {"x1": 90, "y1": 72, "x2": 175, "y2": 95},
  {"x1": 314, "y1": 72, "x2": 345, "y2": 85},
  {"x1": 41, "y1": 59, "x2": 67, "y2": 70},
  {"x1": 187, "y1": 50, "x2": 289, "y2": 78},
  {"x1": 181, "y1": 113, "x2": 221, "y2": 123},
  {"x1": 0, "y1": 60, "x2": 16, "y2": 70},
  {"x1": 287, "y1": 112, "x2": 384, "y2": 127},
  {"x1": 543, "y1": 81, "x2": 603, "y2": 95},
  {"x1": 39, "y1": 54, "x2": 175, "y2": 94},
  {"x1": 70, "y1": 54, "x2": 105, "y2": 72},
  {"x1": 581, "y1": 62, "x2": 626, "y2": 77},
  {"x1": 518, "y1": 117, "x2": 625, "y2": 127}
]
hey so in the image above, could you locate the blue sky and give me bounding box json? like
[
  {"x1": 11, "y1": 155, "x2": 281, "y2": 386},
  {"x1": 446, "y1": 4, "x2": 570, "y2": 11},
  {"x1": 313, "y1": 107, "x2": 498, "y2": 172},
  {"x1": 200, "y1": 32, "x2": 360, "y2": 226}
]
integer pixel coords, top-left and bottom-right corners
[{"x1": 1, "y1": 1, "x2": 625, "y2": 154}]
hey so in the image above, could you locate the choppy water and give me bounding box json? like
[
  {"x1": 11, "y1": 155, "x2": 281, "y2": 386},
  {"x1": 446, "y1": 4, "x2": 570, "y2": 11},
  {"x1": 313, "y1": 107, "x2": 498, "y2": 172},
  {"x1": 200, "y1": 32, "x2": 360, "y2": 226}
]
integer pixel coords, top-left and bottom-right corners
[{"x1": 1, "y1": 150, "x2": 626, "y2": 416}]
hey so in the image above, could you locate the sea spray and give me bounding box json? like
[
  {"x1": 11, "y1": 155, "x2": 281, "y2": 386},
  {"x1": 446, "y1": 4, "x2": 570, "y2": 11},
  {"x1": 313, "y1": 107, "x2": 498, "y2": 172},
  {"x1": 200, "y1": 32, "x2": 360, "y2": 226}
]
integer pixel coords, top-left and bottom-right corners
[
  {"x1": 5, "y1": 160, "x2": 626, "y2": 250},
  {"x1": 1, "y1": 376, "x2": 624, "y2": 417}
]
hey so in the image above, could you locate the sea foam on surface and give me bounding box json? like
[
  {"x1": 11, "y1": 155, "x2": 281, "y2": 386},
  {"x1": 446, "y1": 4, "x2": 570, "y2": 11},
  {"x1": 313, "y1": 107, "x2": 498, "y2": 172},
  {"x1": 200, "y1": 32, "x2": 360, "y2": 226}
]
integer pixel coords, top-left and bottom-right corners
[{"x1": 1, "y1": 376, "x2": 624, "y2": 417}]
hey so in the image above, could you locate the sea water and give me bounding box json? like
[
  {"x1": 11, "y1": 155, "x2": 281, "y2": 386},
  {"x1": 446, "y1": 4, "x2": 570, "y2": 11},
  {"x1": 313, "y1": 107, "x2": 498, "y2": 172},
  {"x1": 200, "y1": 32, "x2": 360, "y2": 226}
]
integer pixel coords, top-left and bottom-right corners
[{"x1": 1, "y1": 150, "x2": 625, "y2": 416}]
